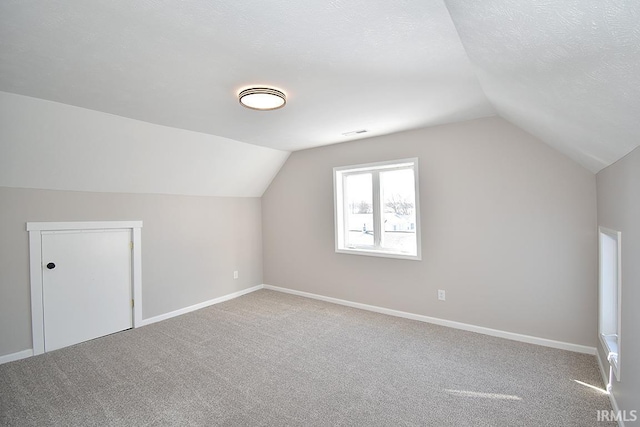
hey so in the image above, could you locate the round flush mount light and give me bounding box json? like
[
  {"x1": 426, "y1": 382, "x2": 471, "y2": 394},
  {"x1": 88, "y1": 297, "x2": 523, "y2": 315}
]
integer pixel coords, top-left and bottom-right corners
[{"x1": 238, "y1": 87, "x2": 286, "y2": 111}]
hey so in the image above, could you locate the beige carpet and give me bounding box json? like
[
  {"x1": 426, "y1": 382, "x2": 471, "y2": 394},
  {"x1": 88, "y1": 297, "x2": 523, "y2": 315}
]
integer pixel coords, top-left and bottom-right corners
[{"x1": 0, "y1": 289, "x2": 614, "y2": 426}]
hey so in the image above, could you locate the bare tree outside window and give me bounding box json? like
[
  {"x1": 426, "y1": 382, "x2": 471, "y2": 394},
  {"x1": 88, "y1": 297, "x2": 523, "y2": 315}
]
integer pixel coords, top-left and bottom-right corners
[
  {"x1": 350, "y1": 200, "x2": 373, "y2": 214},
  {"x1": 385, "y1": 194, "x2": 414, "y2": 215}
]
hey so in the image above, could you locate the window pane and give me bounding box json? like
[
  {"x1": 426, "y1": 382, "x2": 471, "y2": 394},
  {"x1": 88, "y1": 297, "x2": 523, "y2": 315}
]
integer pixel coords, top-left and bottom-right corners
[
  {"x1": 345, "y1": 173, "x2": 374, "y2": 247},
  {"x1": 600, "y1": 231, "x2": 619, "y2": 336},
  {"x1": 380, "y1": 168, "x2": 416, "y2": 254}
]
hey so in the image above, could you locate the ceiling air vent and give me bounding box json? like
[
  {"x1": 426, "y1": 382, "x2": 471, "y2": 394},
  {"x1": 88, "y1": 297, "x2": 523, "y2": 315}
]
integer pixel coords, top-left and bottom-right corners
[{"x1": 342, "y1": 129, "x2": 368, "y2": 136}]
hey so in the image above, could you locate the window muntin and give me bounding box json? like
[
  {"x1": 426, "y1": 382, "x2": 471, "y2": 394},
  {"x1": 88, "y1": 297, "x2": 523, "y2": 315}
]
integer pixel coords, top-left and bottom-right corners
[{"x1": 334, "y1": 159, "x2": 420, "y2": 260}]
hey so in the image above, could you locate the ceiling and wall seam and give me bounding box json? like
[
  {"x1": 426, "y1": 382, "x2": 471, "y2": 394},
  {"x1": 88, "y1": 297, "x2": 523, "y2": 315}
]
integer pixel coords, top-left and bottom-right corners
[
  {"x1": 443, "y1": 0, "x2": 640, "y2": 174},
  {"x1": 441, "y1": 0, "x2": 499, "y2": 116}
]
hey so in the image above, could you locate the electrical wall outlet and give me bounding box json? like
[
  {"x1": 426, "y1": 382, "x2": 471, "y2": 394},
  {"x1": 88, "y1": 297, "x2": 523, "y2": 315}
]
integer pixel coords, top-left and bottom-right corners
[
  {"x1": 438, "y1": 290, "x2": 446, "y2": 301},
  {"x1": 233, "y1": 271, "x2": 238, "y2": 279}
]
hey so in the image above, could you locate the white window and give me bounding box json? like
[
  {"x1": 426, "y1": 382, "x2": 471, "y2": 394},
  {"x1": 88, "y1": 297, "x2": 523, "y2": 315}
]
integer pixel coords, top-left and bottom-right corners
[
  {"x1": 598, "y1": 227, "x2": 622, "y2": 380},
  {"x1": 334, "y1": 158, "x2": 421, "y2": 260}
]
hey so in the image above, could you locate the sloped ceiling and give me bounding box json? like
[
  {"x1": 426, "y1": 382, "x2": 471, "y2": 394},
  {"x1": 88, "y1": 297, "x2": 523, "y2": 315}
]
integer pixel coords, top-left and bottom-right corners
[
  {"x1": 0, "y1": 0, "x2": 493, "y2": 153},
  {"x1": 0, "y1": 0, "x2": 638, "y2": 175},
  {"x1": 445, "y1": 0, "x2": 640, "y2": 173},
  {"x1": 0, "y1": 91, "x2": 289, "y2": 197}
]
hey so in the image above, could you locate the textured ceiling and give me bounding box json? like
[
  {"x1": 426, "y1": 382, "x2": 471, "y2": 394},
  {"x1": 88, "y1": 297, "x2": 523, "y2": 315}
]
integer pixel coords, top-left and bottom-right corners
[
  {"x1": 0, "y1": 1, "x2": 638, "y2": 172},
  {"x1": 0, "y1": 0, "x2": 493, "y2": 152},
  {"x1": 445, "y1": 0, "x2": 640, "y2": 172}
]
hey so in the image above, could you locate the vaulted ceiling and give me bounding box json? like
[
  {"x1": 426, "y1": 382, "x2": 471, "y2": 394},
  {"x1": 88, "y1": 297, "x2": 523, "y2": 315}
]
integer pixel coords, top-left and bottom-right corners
[
  {"x1": 1, "y1": 0, "x2": 638, "y2": 173},
  {"x1": 446, "y1": 0, "x2": 640, "y2": 172}
]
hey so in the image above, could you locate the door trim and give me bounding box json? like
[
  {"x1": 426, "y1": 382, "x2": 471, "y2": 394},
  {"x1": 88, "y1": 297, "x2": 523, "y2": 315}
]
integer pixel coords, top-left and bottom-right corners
[{"x1": 27, "y1": 221, "x2": 143, "y2": 355}]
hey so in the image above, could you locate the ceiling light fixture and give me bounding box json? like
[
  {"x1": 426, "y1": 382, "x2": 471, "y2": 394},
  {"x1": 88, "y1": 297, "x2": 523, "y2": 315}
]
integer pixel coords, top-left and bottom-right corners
[{"x1": 238, "y1": 87, "x2": 286, "y2": 111}]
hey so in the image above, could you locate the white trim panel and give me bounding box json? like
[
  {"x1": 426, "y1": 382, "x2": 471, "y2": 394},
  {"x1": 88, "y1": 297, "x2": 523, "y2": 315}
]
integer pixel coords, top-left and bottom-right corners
[
  {"x1": 263, "y1": 284, "x2": 596, "y2": 355},
  {"x1": 132, "y1": 227, "x2": 143, "y2": 327},
  {"x1": 139, "y1": 285, "x2": 263, "y2": 327},
  {"x1": 27, "y1": 221, "x2": 143, "y2": 231},
  {"x1": 0, "y1": 349, "x2": 34, "y2": 366},
  {"x1": 28, "y1": 230, "x2": 45, "y2": 355}
]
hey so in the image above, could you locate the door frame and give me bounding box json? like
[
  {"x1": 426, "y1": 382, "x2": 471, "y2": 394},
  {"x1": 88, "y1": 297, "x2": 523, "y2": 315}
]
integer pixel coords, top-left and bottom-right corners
[{"x1": 27, "y1": 221, "x2": 143, "y2": 355}]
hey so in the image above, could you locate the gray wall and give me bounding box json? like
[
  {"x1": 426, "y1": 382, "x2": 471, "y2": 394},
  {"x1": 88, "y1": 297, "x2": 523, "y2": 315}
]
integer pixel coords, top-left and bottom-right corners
[
  {"x1": 596, "y1": 146, "x2": 640, "y2": 416},
  {"x1": 0, "y1": 187, "x2": 263, "y2": 357},
  {"x1": 263, "y1": 117, "x2": 598, "y2": 346}
]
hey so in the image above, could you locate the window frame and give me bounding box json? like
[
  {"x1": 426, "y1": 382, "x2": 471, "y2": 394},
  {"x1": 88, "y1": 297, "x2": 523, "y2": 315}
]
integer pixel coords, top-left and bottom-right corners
[
  {"x1": 598, "y1": 226, "x2": 622, "y2": 380},
  {"x1": 333, "y1": 158, "x2": 421, "y2": 261}
]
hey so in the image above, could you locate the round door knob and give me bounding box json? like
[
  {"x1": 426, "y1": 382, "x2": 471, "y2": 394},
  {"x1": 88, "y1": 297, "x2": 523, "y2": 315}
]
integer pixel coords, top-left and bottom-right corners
[{"x1": 46, "y1": 262, "x2": 56, "y2": 270}]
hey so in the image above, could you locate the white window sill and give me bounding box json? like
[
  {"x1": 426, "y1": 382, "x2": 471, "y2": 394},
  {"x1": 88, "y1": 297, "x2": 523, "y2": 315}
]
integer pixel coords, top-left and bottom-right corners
[
  {"x1": 600, "y1": 333, "x2": 620, "y2": 379},
  {"x1": 336, "y1": 247, "x2": 421, "y2": 261},
  {"x1": 601, "y1": 334, "x2": 618, "y2": 355}
]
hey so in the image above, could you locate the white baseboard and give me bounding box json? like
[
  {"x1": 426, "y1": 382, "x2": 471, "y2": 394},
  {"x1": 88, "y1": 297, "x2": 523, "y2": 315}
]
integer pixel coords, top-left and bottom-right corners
[
  {"x1": 0, "y1": 284, "x2": 598, "y2": 368},
  {"x1": 596, "y1": 351, "x2": 625, "y2": 427},
  {"x1": 139, "y1": 284, "x2": 264, "y2": 327},
  {"x1": 0, "y1": 349, "x2": 33, "y2": 365},
  {"x1": 263, "y1": 284, "x2": 596, "y2": 355},
  {"x1": 0, "y1": 285, "x2": 264, "y2": 365}
]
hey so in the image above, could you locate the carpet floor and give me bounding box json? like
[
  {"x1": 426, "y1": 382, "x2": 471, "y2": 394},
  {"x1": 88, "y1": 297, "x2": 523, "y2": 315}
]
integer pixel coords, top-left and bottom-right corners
[{"x1": 1, "y1": 289, "x2": 614, "y2": 426}]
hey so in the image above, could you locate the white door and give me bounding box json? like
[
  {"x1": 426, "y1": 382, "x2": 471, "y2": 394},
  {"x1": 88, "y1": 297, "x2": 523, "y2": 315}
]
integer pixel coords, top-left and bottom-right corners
[{"x1": 41, "y1": 229, "x2": 133, "y2": 352}]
